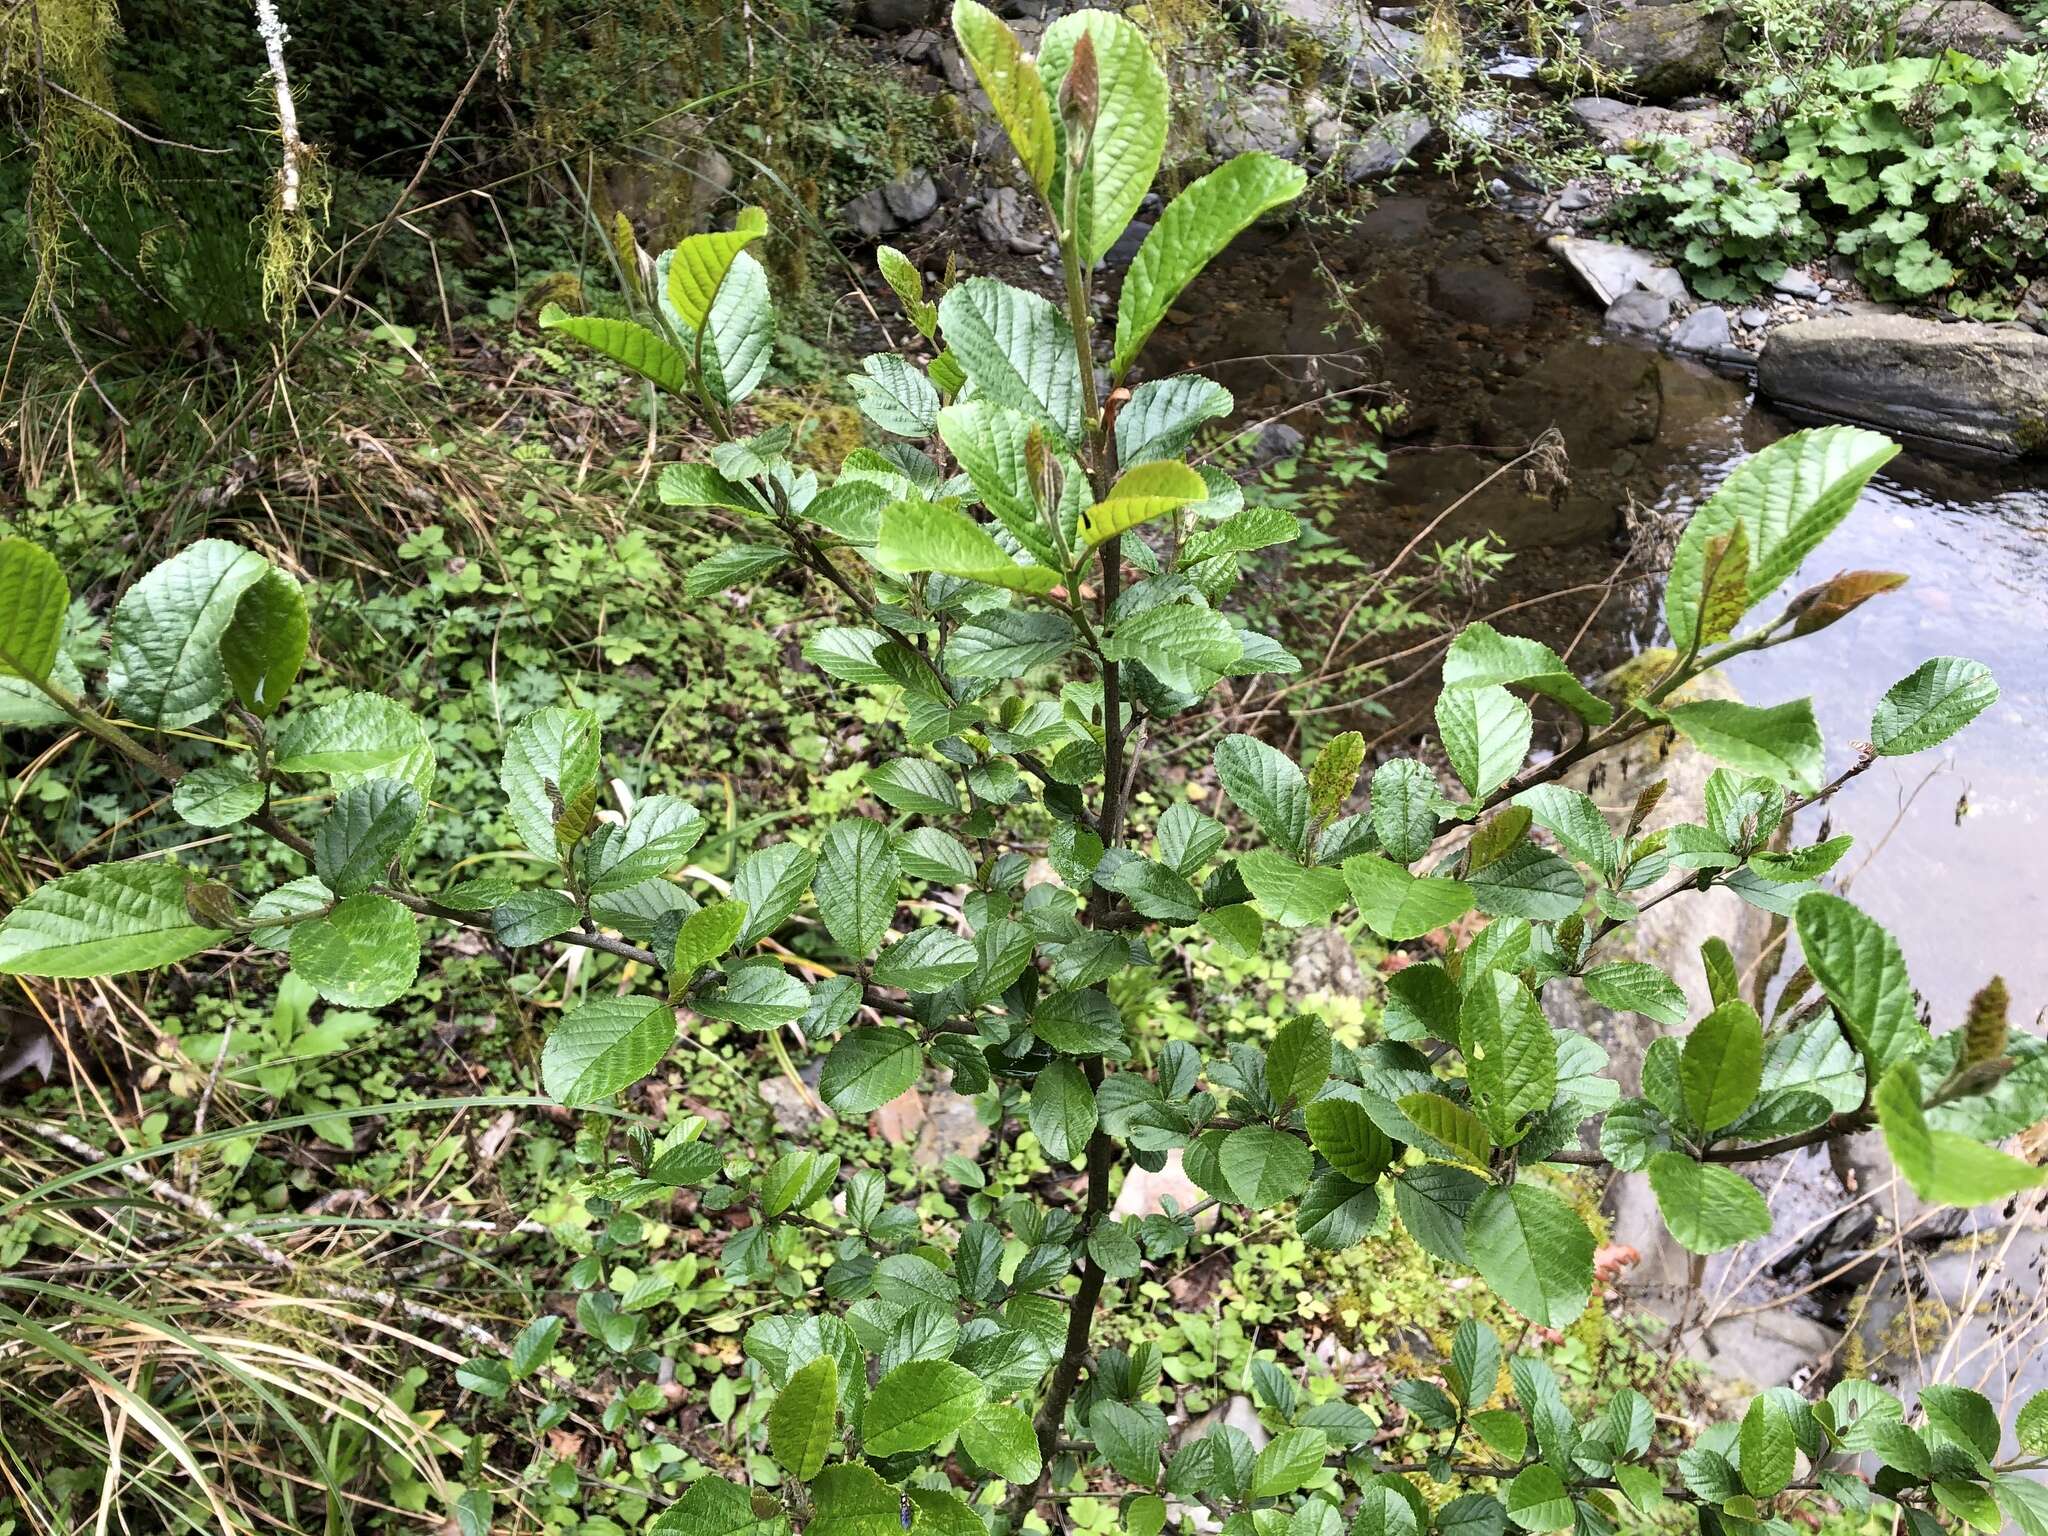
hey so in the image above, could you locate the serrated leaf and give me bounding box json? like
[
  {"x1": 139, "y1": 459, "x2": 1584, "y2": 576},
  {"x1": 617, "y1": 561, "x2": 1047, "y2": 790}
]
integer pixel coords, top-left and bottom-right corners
[
  {"x1": 850, "y1": 353, "x2": 942, "y2": 437},
  {"x1": 862, "y1": 1358, "x2": 985, "y2": 1454},
  {"x1": 1441, "y1": 622, "x2": 1611, "y2": 728},
  {"x1": 1305, "y1": 1098, "x2": 1393, "y2": 1183},
  {"x1": 1038, "y1": 10, "x2": 1168, "y2": 264},
  {"x1": 666, "y1": 209, "x2": 768, "y2": 332},
  {"x1": 1512, "y1": 785, "x2": 1617, "y2": 877},
  {"x1": 1080, "y1": 459, "x2": 1206, "y2": 548},
  {"x1": 1236, "y1": 850, "x2": 1348, "y2": 928},
  {"x1": 1646, "y1": 1154, "x2": 1772, "y2": 1253},
  {"x1": 275, "y1": 692, "x2": 436, "y2": 800},
  {"x1": 0, "y1": 863, "x2": 229, "y2": 978},
  {"x1": 1464, "y1": 1182, "x2": 1593, "y2": 1328},
  {"x1": 542, "y1": 995, "x2": 673, "y2": 1104},
  {"x1": 816, "y1": 819, "x2": 900, "y2": 961},
  {"x1": 1666, "y1": 697, "x2": 1824, "y2": 794},
  {"x1": 500, "y1": 706, "x2": 601, "y2": 863},
  {"x1": 1397, "y1": 1093, "x2": 1492, "y2": 1169},
  {"x1": 1101, "y1": 602, "x2": 1241, "y2": 694},
  {"x1": 1215, "y1": 734, "x2": 1310, "y2": 858},
  {"x1": 220, "y1": 567, "x2": 309, "y2": 718},
  {"x1": 1666, "y1": 425, "x2": 1899, "y2": 652},
  {"x1": 1370, "y1": 757, "x2": 1441, "y2": 864},
  {"x1": 875, "y1": 497, "x2": 1059, "y2": 593},
  {"x1": 314, "y1": 779, "x2": 422, "y2": 896},
  {"x1": 1343, "y1": 855, "x2": 1474, "y2": 941},
  {"x1": 1115, "y1": 375, "x2": 1235, "y2": 466},
  {"x1": 1462, "y1": 972, "x2": 1558, "y2": 1136},
  {"x1": 731, "y1": 842, "x2": 819, "y2": 948},
  {"x1": 695, "y1": 963, "x2": 811, "y2": 1028},
  {"x1": 769, "y1": 1355, "x2": 839, "y2": 1480},
  {"x1": 1029, "y1": 1058, "x2": 1097, "y2": 1163},
  {"x1": 953, "y1": 0, "x2": 1056, "y2": 191},
  {"x1": 1794, "y1": 892, "x2": 1928, "y2": 1076},
  {"x1": 538, "y1": 305, "x2": 693, "y2": 395},
  {"x1": 107, "y1": 539, "x2": 273, "y2": 728},
  {"x1": 1681, "y1": 999, "x2": 1764, "y2": 1132},
  {"x1": 1877, "y1": 1061, "x2": 2048, "y2": 1208},
  {"x1": 1112, "y1": 152, "x2": 1305, "y2": 377},
  {"x1": 937, "y1": 277, "x2": 1084, "y2": 444},
  {"x1": 821, "y1": 1026, "x2": 921, "y2": 1115},
  {"x1": 0, "y1": 536, "x2": 67, "y2": 684},
  {"x1": 872, "y1": 926, "x2": 977, "y2": 992},
  {"x1": 290, "y1": 893, "x2": 419, "y2": 1008},
  {"x1": 1870, "y1": 656, "x2": 1998, "y2": 756},
  {"x1": 1436, "y1": 684, "x2": 1533, "y2": 801},
  {"x1": 961, "y1": 1400, "x2": 1042, "y2": 1482},
  {"x1": 1582, "y1": 962, "x2": 1687, "y2": 1026},
  {"x1": 172, "y1": 760, "x2": 264, "y2": 828},
  {"x1": 947, "y1": 609, "x2": 1075, "y2": 678}
]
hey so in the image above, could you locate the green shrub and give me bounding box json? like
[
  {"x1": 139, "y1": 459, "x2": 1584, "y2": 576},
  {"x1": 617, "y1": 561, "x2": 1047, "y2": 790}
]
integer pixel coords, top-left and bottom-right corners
[
  {"x1": 1605, "y1": 135, "x2": 1827, "y2": 298},
  {"x1": 5, "y1": 5, "x2": 2047, "y2": 1534}
]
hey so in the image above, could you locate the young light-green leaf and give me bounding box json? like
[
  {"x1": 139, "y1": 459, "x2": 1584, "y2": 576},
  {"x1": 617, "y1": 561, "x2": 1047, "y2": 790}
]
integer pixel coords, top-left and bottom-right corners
[
  {"x1": 1038, "y1": 10, "x2": 1168, "y2": 264},
  {"x1": 1343, "y1": 855, "x2": 1475, "y2": 942},
  {"x1": 289, "y1": 892, "x2": 420, "y2": 1008},
  {"x1": 1111, "y1": 152, "x2": 1306, "y2": 377},
  {"x1": 768, "y1": 1355, "x2": 839, "y2": 1480},
  {"x1": 1646, "y1": 1154, "x2": 1772, "y2": 1253},
  {"x1": 0, "y1": 863, "x2": 229, "y2": 978},
  {"x1": 1877, "y1": 1061, "x2": 2048, "y2": 1208},
  {"x1": 0, "y1": 536, "x2": 69, "y2": 684},
  {"x1": 1666, "y1": 697, "x2": 1824, "y2": 795},
  {"x1": 665, "y1": 207, "x2": 768, "y2": 333},
  {"x1": 875, "y1": 498, "x2": 1060, "y2": 594},
  {"x1": 1079, "y1": 460, "x2": 1207, "y2": 548},
  {"x1": 953, "y1": 0, "x2": 1056, "y2": 193},
  {"x1": 538, "y1": 305, "x2": 694, "y2": 396},
  {"x1": 1680, "y1": 999, "x2": 1764, "y2": 1133}
]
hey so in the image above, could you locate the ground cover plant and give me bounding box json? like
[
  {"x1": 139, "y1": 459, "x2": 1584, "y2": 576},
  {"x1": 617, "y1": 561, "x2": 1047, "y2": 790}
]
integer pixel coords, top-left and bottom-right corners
[{"x1": 4, "y1": 5, "x2": 2048, "y2": 1535}]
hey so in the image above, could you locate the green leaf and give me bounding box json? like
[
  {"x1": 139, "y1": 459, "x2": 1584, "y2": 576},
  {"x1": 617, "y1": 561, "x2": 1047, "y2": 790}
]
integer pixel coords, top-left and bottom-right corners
[
  {"x1": 220, "y1": 567, "x2": 309, "y2": 717},
  {"x1": 540, "y1": 995, "x2": 672, "y2": 1104},
  {"x1": 1215, "y1": 734, "x2": 1310, "y2": 859},
  {"x1": 947, "y1": 609, "x2": 1075, "y2": 678},
  {"x1": 1877, "y1": 1061, "x2": 2047, "y2": 1207},
  {"x1": 1080, "y1": 460, "x2": 1207, "y2": 548},
  {"x1": 1464, "y1": 1182, "x2": 1593, "y2": 1328},
  {"x1": 1250, "y1": 1426, "x2": 1328, "y2": 1498},
  {"x1": 2017, "y1": 1389, "x2": 2048, "y2": 1457},
  {"x1": 1101, "y1": 602, "x2": 1241, "y2": 694},
  {"x1": 934, "y1": 400, "x2": 1065, "y2": 568},
  {"x1": 1029, "y1": 1058, "x2": 1098, "y2": 1163},
  {"x1": 1646, "y1": 1154, "x2": 1772, "y2": 1253},
  {"x1": 1666, "y1": 697, "x2": 1824, "y2": 794},
  {"x1": 1115, "y1": 375, "x2": 1235, "y2": 466},
  {"x1": 936, "y1": 277, "x2": 1083, "y2": 444},
  {"x1": 802, "y1": 1465, "x2": 898, "y2": 1536},
  {"x1": 1436, "y1": 684, "x2": 1533, "y2": 801},
  {"x1": 1919, "y1": 1384, "x2": 2000, "y2": 1463},
  {"x1": 588, "y1": 796, "x2": 705, "y2": 896},
  {"x1": 872, "y1": 926, "x2": 977, "y2": 993},
  {"x1": 686, "y1": 544, "x2": 788, "y2": 598},
  {"x1": 1870, "y1": 657, "x2": 1998, "y2": 756},
  {"x1": 1298, "y1": 1172, "x2": 1382, "y2": 1249},
  {"x1": 172, "y1": 760, "x2": 265, "y2": 829},
  {"x1": 1305, "y1": 1098, "x2": 1393, "y2": 1184},
  {"x1": 1794, "y1": 892, "x2": 1929, "y2": 1076},
  {"x1": 1219, "y1": 1126, "x2": 1313, "y2": 1209},
  {"x1": 953, "y1": 0, "x2": 1056, "y2": 192},
  {"x1": 666, "y1": 208, "x2": 768, "y2": 332},
  {"x1": 863, "y1": 1358, "x2": 985, "y2": 1455},
  {"x1": 1681, "y1": 999, "x2": 1764, "y2": 1133},
  {"x1": 492, "y1": 890, "x2": 579, "y2": 947},
  {"x1": 769, "y1": 1355, "x2": 839, "y2": 1480},
  {"x1": 696, "y1": 963, "x2": 811, "y2": 1028},
  {"x1": 1666, "y1": 425, "x2": 1899, "y2": 652},
  {"x1": 1268, "y1": 1016, "x2": 1332, "y2": 1107},
  {"x1": 289, "y1": 893, "x2": 420, "y2": 1008},
  {"x1": 500, "y1": 706, "x2": 602, "y2": 862},
  {"x1": 1504, "y1": 1465, "x2": 1572, "y2": 1532},
  {"x1": 107, "y1": 539, "x2": 273, "y2": 729},
  {"x1": 1582, "y1": 962, "x2": 1687, "y2": 1027},
  {"x1": 816, "y1": 819, "x2": 901, "y2": 961},
  {"x1": 507, "y1": 1315, "x2": 563, "y2": 1380},
  {"x1": 658, "y1": 461, "x2": 769, "y2": 516},
  {"x1": 1093, "y1": 1400, "x2": 1165, "y2": 1486},
  {"x1": 1441, "y1": 622, "x2": 1611, "y2": 728},
  {"x1": 875, "y1": 498, "x2": 1059, "y2": 594},
  {"x1": 668, "y1": 901, "x2": 747, "y2": 991},
  {"x1": 538, "y1": 306, "x2": 693, "y2": 396},
  {"x1": 866, "y1": 757, "x2": 962, "y2": 817},
  {"x1": 651, "y1": 1473, "x2": 789, "y2": 1536},
  {"x1": 1343, "y1": 855, "x2": 1475, "y2": 942},
  {"x1": 1464, "y1": 843, "x2": 1583, "y2": 923},
  {"x1": 1739, "y1": 1386, "x2": 1799, "y2": 1497},
  {"x1": 314, "y1": 779, "x2": 423, "y2": 897},
  {"x1": 1237, "y1": 850, "x2": 1349, "y2": 928},
  {"x1": 0, "y1": 536, "x2": 67, "y2": 684},
  {"x1": 1472, "y1": 1411, "x2": 1527, "y2": 1462},
  {"x1": 731, "y1": 842, "x2": 819, "y2": 949},
  {"x1": 1462, "y1": 973, "x2": 1558, "y2": 1137},
  {"x1": 0, "y1": 863, "x2": 229, "y2": 977},
  {"x1": 960, "y1": 1401, "x2": 1042, "y2": 1482},
  {"x1": 1038, "y1": 10, "x2": 1168, "y2": 264},
  {"x1": 821, "y1": 1026, "x2": 921, "y2": 1115},
  {"x1": 1111, "y1": 152, "x2": 1306, "y2": 377},
  {"x1": 1104, "y1": 859, "x2": 1201, "y2": 924},
  {"x1": 275, "y1": 692, "x2": 435, "y2": 799},
  {"x1": 1400, "y1": 1093, "x2": 1492, "y2": 1170},
  {"x1": 1369, "y1": 758, "x2": 1441, "y2": 864},
  {"x1": 849, "y1": 353, "x2": 941, "y2": 438},
  {"x1": 1512, "y1": 785, "x2": 1617, "y2": 877}
]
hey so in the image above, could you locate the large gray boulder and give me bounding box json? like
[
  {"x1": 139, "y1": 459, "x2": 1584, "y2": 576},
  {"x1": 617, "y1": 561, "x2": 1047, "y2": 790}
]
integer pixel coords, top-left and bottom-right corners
[
  {"x1": 1758, "y1": 314, "x2": 2048, "y2": 458},
  {"x1": 1273, "y1": 0, "x2": 1424, "y2": 89},
  {"x1": 1575, "y1": 3, "x2": 1730, "y2": 100},
  {"x1": 1896, "y1": 0, "x2": 2032, "y2": 58}
]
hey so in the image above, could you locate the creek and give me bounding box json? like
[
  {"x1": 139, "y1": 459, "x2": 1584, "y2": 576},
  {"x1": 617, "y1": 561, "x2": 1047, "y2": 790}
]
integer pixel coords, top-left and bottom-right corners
[{"x1": 1162, "y1": 177, "x2": 2048, "y2": 1031}]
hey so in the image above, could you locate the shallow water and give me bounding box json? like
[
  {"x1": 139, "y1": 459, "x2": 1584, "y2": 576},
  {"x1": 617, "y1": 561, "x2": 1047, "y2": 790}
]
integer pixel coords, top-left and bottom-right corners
[{"x1": 1162, "y1": 180, "x2": 2048, "y2": 1025}]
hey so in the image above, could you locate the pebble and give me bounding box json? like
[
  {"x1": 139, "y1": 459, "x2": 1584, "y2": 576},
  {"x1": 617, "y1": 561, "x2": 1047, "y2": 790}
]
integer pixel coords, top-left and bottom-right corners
[{"x1": 1738, "y1": 307, "x2": 1770, "y2": 329}]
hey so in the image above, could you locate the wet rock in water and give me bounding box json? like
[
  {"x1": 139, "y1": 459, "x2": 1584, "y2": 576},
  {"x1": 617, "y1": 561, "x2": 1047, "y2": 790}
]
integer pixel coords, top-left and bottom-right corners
[
  {"x1": 1286, "y1": 926, "x2": 1368, "y2": 1009},
  {"x1": 1547, "y1": 234, "x2": 1681, "y2": 307},
  {"x1": 882, "y1": 171, "x2": 938, "y2": 225},
  {"x1": 1896, "y1": 0, "x2": 2031, "y2": 58},
  {"x1": 1430, "y1": 264, "x2": 1536, "y2": 329},
  {"x1": 1770, "y1": 268, "x2": 1823, "y2": 300},
  {"x1": 1338, "y1": 111, "x2": 1434, "y2": 181},
  {"x1": 1670, "y1": 304, "x2": 1732, "y2": 353},
  {"x1": 1575, "y1": 3, "x2": 1731, "y2": 101},
  {"x1": 1207, "y1": 83, "x2": 1304, "y2": 160},
  {"x1": 1569, "y1": 96, "x2": 1728, "y2": 150},
  {"x1": 1605, "y1": 289, "x2": 1672, "y2": 334},
  {"x1": 1758, "y1": 314, "x2": 2048, "y2": 458}
]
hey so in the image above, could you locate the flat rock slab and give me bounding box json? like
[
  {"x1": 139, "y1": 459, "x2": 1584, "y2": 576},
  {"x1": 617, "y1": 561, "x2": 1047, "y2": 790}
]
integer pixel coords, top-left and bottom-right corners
[
  {"x1": 1547, "y1": 234, "x2": 1684, "y2": 307},
  {"x1": 1758, "y1": 314, "x2": 2048, "y2": 458}
]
